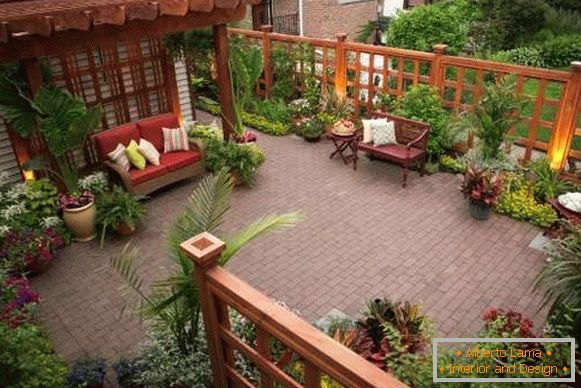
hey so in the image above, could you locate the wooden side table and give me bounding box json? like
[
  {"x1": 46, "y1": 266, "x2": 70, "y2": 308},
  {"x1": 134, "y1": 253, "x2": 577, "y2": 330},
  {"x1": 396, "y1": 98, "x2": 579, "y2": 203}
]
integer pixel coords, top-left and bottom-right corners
[{"x1": 327, "y1": 132, "x2": 359, "y2": 170}]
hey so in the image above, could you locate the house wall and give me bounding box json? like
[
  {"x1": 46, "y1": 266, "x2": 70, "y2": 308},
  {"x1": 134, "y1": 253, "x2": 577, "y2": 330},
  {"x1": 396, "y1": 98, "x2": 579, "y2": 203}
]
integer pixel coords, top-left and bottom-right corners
[
  {"x1": 272, "y1": 0, "x2": 298, "y2": 17},
  {"x1": 0, "y1": 122, "x2": 20, "y2": 184},
  {"x1": 302, "y1": 0, "x2": 377, "y2": 40}
]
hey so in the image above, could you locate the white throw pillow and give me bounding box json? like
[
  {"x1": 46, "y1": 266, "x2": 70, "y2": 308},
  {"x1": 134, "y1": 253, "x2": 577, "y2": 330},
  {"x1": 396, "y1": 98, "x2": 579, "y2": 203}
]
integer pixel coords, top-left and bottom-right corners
[
  {"x1": 107, "y1": 143, "x2": 131, "y2": 172},
  {"x1": 558, "y1": 192, "x2": 581, "y2": 213},
  {"x1": 372, "y1": 120, "x2": 397, "y2": 146},
  {"x1": 162, "y1": 127, "x2": 190, "y2": 153},
  {"x1": 362, "y1": 118, "x2": 388, "y2": 143},
  {"x1": 138, "y1": 138, "x2": 161, "y2": 166}
]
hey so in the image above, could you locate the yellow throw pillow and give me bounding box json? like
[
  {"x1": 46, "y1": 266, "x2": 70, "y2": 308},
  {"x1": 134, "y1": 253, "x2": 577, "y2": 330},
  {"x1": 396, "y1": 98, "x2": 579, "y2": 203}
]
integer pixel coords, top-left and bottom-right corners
[{"x1": 125, "y1": 140, "x2": 146, "y2": 170}]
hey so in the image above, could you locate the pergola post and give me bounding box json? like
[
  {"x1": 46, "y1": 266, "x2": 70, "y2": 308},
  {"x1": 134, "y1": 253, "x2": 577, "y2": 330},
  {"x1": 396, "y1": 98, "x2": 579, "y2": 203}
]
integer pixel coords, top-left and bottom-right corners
[{"x1": 213, "y1": 23, "x2": 236, "y2": 141}]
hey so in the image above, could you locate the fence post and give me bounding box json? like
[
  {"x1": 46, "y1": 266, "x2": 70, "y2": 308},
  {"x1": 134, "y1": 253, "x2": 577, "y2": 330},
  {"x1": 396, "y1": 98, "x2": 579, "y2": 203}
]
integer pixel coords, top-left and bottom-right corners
[
  {"x1": 548, "y1": 61, "x2": 581, "y2": 170},
  {"x1": 334, "y1": 32, "x2": 348, "y2": 101},
  {"x1": 260, "y1": 25, "x2": 274, "y2": 98},
  {"x1": 430, "y1": 44, "x2": 448, "y2": 95},
  {"x1": 180, "y1": 232, "x2": 228, "y2": 387}
]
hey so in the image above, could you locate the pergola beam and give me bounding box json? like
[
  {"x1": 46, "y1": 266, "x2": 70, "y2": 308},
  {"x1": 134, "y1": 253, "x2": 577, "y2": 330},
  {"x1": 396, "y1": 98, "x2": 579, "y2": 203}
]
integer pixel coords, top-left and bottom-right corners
[{"x1": 0, "y1": 5, "x2": 246, "y2": 63}]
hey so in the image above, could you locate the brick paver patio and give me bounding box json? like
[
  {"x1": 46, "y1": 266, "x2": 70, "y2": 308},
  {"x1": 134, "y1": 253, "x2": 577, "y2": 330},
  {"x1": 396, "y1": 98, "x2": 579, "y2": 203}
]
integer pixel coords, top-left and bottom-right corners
[{"x1": 32, "y1": 112, "x2": 547, "y2": 366}]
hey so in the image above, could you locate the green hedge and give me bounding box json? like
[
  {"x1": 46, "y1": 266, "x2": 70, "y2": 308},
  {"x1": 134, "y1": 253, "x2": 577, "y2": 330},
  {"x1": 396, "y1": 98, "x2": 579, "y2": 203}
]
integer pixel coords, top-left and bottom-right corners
[{"x1": 196, "y1": 100, "x2": 291, "y2": 136}]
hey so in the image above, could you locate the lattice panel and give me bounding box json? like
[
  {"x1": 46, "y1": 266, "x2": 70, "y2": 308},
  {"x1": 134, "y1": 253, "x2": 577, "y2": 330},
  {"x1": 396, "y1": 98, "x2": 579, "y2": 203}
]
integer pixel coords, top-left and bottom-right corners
[
  {"x1": 345, "y1": 45, "x2": 433, "y2": 116},
  {"x1": 48, "y1": 37, "x2": 174, "y2": 167},
  {"x1": 565, "y1": 97, "x2": 581, "y2": 178},
  {"x1": 439, "y1": 57, "x2": 570, "y2": 161}
]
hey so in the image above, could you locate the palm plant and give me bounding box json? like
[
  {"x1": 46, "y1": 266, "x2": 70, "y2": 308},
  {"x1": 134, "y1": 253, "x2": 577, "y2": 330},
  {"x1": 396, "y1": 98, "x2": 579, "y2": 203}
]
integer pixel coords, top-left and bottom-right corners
[
  {"x1": 461, "y1": 78, "x2": 525, "y2": 160},
  {"x1": 0, "y1": 81, "x2": 101, "y2": 193},
  {"x1": 111, "y1": 170, "x2": 300, "y2": 354}
]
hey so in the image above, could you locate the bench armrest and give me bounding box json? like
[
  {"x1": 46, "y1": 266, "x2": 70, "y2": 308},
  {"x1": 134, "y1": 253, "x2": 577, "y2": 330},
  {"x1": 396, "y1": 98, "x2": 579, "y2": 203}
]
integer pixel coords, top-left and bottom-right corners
[
  {"x1": 103, "y1": 160, "x2": 134, "y2": 192},
  {"x1": 406, "y1": 128, "x2": 429, "y2": 150}
]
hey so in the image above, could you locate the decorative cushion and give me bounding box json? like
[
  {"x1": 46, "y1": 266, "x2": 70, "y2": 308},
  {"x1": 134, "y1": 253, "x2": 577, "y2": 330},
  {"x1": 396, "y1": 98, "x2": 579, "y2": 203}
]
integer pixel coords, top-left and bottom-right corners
[
  {"x1": 558, "y1": 192, "x2": 581, "y2": 213},
  {"x1": 107, "y1": 143, "x2": 131, "y2": 172},
  {"x1": 362, "y1": 118, "x2": 388, "y2": 143},
  {"x1": 94, "y1": 123, "x2": 140, "y2": 162},
  {"x1": 162, "y1": 127, "x2": 190, "y2": 153},
  {"x1": 358, "y1": 142, "x2": 424, "y2": 160},
  {"x1": 159, "y1": 151, "x2": 203, "y2": 172},
  {"x1": 137, "y1": 113, "x2": 180, "y2": 152},
  {"x1": 372, "y1": 120, "x2": 396, "y2": 146},
  {"x1": 125, "y1": 140, "x2": 147, "y2": 170},
  {"x1": 129, "y1": 164, "x2": 168, "y2": 185},
  {"x1": 138, "y1": 138, "x2": 161, "y2": 166}
]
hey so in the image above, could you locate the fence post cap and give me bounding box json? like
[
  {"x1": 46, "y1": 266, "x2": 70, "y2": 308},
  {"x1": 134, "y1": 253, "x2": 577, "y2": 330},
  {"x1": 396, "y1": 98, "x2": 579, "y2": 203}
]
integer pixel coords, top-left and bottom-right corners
[
  {"x1": 571, "y1": 61, "x2": 581, "y2": 72},
  {"x1": 259, "y1": 24, "x2": 273, "y2": 33},
  {"x1": 180, "y1": 232, "x2": 225, "y2": 267},
  {"x1": 335, "y1": 32, "x2": 348, "y2": 42},
  {"x1": 432, "y1": 44, "x2": 448, "y2": 54}
]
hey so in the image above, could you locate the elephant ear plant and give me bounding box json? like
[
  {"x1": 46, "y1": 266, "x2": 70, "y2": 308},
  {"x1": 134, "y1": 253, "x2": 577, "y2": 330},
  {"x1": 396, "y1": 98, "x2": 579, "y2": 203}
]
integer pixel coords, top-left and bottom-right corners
[{"x1": 0, "y1": 80, "x2": 102, "y2": 194}]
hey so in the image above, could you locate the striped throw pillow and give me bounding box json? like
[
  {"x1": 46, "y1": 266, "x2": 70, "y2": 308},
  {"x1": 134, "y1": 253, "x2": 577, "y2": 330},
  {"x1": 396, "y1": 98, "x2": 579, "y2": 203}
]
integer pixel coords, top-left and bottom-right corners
[
  {"x1": 162, "y1": 127, "x2": 189, "y2": 153},
  {"x1": 107, "y1": 143, "x2": 131, "y2": 172},
  {"x1": 138, "y1": 138, "x2": 160, "y2": 166}
]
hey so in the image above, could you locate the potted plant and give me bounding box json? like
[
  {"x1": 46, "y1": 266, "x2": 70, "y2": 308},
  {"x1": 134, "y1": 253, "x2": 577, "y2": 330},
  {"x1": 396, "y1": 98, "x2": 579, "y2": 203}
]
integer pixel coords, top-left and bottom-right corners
[
  {"x1": 97, "y1": 186, "x2": 146, "y2": 247},
  {"x1": 445, "y1": 114, "x2": 473, "y2": 156},
  {"x1": 299, "y1": 117, "x2": 324, "y2": 142},
  {"x1": 460, "y1": 164, "x2": 503, "y2": 220},
  {"x1": 204, "y1": 138, "x2": 266, "y2": 186},
  {"x1": 68, "y1": 356, "x2": 107, "y2": 388},
  {"x1": 0, "y1": 84, "x2": 102, "y2": 241}
]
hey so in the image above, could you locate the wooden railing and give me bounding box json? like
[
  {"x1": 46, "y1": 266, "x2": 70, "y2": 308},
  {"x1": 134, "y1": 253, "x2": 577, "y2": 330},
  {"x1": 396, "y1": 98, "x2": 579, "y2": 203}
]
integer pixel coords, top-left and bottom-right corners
[
  {"x1": 180, "y1": 232, "x2": 408, "y2": 388},
  {"x1": 228, "y1": 27, "x2": 581, "y2": 173}
]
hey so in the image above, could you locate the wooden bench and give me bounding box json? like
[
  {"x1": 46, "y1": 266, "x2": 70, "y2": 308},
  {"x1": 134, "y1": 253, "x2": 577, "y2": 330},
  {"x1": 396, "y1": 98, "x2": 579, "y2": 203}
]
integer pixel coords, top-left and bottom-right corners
[{"x1": 356, "y1": 112, "x2": 430, "y2": 188}]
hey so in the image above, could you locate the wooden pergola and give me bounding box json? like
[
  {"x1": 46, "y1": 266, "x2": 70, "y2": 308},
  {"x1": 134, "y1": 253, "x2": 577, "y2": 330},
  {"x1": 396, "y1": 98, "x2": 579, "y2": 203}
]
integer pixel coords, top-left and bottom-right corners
[{"x1": 0, "y1": 0, "x2": 257, "y2": 171}]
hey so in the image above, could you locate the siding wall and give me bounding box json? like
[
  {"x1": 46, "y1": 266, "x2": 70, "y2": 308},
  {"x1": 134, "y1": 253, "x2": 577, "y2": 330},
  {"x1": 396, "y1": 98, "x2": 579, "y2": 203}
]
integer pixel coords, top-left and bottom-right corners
[{"x1": 0, "y1": 121, "x2": 20, "y2": 184}]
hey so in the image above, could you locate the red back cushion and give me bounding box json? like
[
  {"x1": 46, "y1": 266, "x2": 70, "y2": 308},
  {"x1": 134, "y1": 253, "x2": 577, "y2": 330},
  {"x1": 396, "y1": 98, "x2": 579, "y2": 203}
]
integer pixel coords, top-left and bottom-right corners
[
  {"x1": 93, "y1": 123, "x2": 140, "y2": 162},
  {"x1": 137, "y1": 113, "x2": 180, "y2": 152}
]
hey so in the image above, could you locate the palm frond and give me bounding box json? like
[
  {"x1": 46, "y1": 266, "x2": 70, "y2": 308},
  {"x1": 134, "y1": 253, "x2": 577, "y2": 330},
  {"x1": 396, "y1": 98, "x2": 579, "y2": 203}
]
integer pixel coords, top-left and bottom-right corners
[{"x1": 221, "y1": 212, "x2": 302, "y2": 265}]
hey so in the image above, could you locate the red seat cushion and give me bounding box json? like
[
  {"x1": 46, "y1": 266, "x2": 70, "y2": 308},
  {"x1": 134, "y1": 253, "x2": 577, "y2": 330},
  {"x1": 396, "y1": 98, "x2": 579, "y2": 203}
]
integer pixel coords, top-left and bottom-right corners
[
  {"x1": 94, "y1": 123, "x2": 140, "y2": 162},
  {"x1": 358, "y1": 143, "x2": 424, "y2": 160},
  {"x1": 159, "y1": 151, "x2": 202, "y2": 172},
  {"x1": 136, "y1": 113, "x2": 180, "y2": 152},
  {"x1": 129, "y1": 164, "x2": 168, "y2": 185}
]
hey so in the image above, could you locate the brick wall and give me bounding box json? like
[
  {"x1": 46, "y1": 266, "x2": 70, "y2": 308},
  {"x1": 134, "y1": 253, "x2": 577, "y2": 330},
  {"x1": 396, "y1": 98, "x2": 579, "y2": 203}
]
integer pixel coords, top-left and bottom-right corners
[
  {"x1": 272, "y1": 0, "x2": 298, "y2": 17},
  {"x1": 302, "y1": 0, "x2": 377, "y2": 39}
]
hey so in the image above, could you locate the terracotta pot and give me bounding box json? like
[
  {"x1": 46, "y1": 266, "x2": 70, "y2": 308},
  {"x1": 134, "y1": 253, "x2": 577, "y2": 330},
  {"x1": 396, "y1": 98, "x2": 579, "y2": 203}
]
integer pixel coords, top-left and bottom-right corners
[
  {"x1": 116, "y1": 222, "x2": 136, "y2": 236},
  {"x1": 453, "y1": 141, "x2": 470, "y2": 156},
  {"x1": 324, "y1": 123, "x2": 333, "y2": 134},
  {"x1": 231, "y1": 171, "x2": 244, "y2": 187},
  {"x1": 63, "y1": 201, "x2": 97, "y2": 241}
]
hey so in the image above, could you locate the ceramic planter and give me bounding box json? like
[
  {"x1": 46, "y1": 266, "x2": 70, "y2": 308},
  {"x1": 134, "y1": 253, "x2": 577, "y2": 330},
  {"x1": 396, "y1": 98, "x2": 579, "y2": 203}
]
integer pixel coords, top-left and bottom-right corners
[
  {"x1": 63, "y1": 201, "x2": 97, "y2": 241},
  {"x1": 231, "y1": 171, "x2": 244, "y2": 186},
  {"x1": 468, "y1": 200, "x2": 491, "y2": 220}
]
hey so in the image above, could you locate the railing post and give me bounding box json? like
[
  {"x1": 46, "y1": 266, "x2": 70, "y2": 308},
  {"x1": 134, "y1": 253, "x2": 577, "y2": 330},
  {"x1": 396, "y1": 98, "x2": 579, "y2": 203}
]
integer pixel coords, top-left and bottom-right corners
[
  {"x1": 430, "y1": 44, "x2": 448, "y2": 95},
  {"x1": 180, "y1": 232, "x2": 228, "y2": 388},
  {"x1": 260, "y1": 25, "x2": 274, "y2": 98},
  {"x1": 548, "y1": 61, "x2": 581, "y2": 170},
  {"x1": 334, "y1": 32, "x2": 348, "y2": 101}
]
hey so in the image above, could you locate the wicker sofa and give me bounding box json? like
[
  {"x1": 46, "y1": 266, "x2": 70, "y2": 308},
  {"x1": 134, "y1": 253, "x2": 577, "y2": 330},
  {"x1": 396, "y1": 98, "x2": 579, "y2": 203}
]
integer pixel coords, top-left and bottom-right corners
[{"x1": 93, "y1": 113, "x2": 205, "y2": 196}]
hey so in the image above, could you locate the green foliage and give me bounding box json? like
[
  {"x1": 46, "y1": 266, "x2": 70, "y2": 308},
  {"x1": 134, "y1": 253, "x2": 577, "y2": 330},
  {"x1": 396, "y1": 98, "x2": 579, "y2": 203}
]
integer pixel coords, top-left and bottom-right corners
[
  {"x1": 23, "y1": 178, "x2": 58, "y2": 217},
  {"x1": 96, "y1": 186, "x2": 146, "y2": 246},
  {"x1": 251, "y1": 99, "x2": 293, "y2": 124},
  {"x1": 472, "y1": 0, "x2": 550, "y2": 50},
  {"x1": 188, "y1": 122, "x2": 222, "y2": 143},
  {"x1": 130, "y1": 324, "x2": 212, "y2": 387},
  {"x1": 110, "y1": 171, "x2": 300, "y2": 355},
  {"x1": 386, "y1": 0, "x2": 477, "y2": 54},
  {"x1": 546, "y1": 0, "x2": 581, "y2": 11},
  {"x1": 0, "y1": 323, "x2": 68, "y2": 387},
  {"x1": 536, "y1": 35, "x2": 581, "y2": 68},
  {"x1": 495, "y1": 172, "x2": 558, "y2": 227},
  {"x1": 536, "y1": 222, "x2": 581, "y2": 317},
  {"x1": 439, "y1": 155, "x2": 466, "y2": 173},
  {"x1": 0, "y1": 76, "x2": 37, "y2": 138},
  {"x1": 297, "y1": 117, "x2": 324, "y2": 141},
  {"x1": 230, "y1": 37, "x2": 263, "y2": 113},
  {"x1": 77, "y1": 171, "x2": 109, "y2": 196},
  {"x1": 463, "y1": 79, "x2": 525, "y2": 160},
  {"x1": 204, "y1": 139, "x2": 266, "y2": 185},
  {"x1": 271, "y1": 46, "x2": 295, "y2": 102},
  {"x1": 543, "y1": 7, "x2": 581, "y2": 36},
  {"x1": 395, "y1": 84, "x2": 449, "y2": 157},
  {"x1": 529, "y1": 159, "x2": 572, "y2": 202},
  {"x1": 490, "y1": 47, "x2": 546, "y2": 68},
  {"x1": 241, "y1": 111, "x2": 291, "y2": 136}
]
